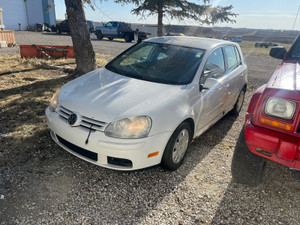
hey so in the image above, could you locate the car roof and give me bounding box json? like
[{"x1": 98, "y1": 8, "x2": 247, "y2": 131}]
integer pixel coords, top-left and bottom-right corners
[{"x1": 144, "y1": 36, "x2": 235, "y2": 50}]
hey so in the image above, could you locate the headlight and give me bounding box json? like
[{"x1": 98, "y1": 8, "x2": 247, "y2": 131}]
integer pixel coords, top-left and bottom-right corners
[
  {"x1": 49, "y1": 89, "x2": 60, "y2": 112},
  {"x1": 105, "y1": 116, "x2": 152, "y2": 139},
  {"x1": 265, "y1": 97, "x2": 296, "y2": 120}
]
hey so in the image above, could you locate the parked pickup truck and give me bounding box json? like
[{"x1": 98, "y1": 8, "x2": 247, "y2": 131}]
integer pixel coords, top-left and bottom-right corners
[{"x1": 95, "y1": 21, "x2": 149, "y2": 42}]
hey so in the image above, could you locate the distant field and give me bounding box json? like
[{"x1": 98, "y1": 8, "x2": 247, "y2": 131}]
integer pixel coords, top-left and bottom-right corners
[{"x1": 238, "y1": 41, "x2": 292, "y2": 56}]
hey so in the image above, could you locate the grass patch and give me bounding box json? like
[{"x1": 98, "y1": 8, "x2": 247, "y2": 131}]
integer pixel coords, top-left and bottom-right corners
[
  {"x1": 239, "y1": 41, "x2": 292, "y2": 56},
  {"x1": 0, "y1": 53, "x2": 111, "y2": 166}
]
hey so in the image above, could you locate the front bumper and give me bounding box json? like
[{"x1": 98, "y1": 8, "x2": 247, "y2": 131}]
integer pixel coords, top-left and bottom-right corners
[
  {"x1": 245, "y1": 122, "x2": 300, "y2": 170},
  {"x1": 46, "y1": 107, "x2": 172, "y2": 171}
]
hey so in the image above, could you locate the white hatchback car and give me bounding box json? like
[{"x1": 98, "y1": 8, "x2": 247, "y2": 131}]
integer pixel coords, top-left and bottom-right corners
[{"x1": 46, "y1": 36, "x2": 247, "y2": 171}]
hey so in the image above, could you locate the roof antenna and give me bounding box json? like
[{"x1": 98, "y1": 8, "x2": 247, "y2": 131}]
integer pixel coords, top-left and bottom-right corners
[{"x1": 292, "y1": 2, "x2": 300, "y2": 30}]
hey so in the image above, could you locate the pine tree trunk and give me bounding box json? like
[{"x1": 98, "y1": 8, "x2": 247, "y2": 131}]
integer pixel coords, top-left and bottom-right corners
[
  {"x1": 157, "y1": 1, "x2": 164, "y2": 37},
  {"x1": 64, "y1": 0, "x2": 96, "y2": 75}
]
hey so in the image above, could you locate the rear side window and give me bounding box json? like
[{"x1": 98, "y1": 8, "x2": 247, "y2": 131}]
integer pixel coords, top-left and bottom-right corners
[
  {"x1": 234, "y1": 47, "x2": 242, "y2": 65},
  {"x1": 224, "y1": 46, "x2": 239, "y2": 70}
]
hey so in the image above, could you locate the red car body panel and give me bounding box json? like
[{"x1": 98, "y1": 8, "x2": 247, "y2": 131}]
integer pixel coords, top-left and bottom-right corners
[{"x1": 244, "y1": 56, "x2": 300, "y2": 170}]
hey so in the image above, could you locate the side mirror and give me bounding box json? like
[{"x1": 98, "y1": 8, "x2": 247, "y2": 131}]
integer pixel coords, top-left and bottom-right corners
[
  {"x1": 269, "y1": 46, "x2": 287, "y2": 59},
  {"x1": 200, "y1": 78, "x2": 219, "y2": 91}
]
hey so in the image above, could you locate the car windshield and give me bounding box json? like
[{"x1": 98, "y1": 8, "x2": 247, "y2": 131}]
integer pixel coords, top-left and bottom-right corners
[
  {"x1": 287, "y1": 37, "x2": 300, "y2": 60},
  {"x1": 105, "y1": 42, "x2": 205, "y2": 85}
]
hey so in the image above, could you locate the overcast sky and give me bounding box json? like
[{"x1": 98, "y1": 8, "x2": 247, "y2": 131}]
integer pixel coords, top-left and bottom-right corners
[{"x1": 54, "y1": 0, "x2": 300, "y2": 30}]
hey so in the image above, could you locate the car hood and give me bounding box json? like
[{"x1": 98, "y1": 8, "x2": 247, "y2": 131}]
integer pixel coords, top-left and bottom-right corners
[
  {"x1": 267, "y1": 62, "x2": 300, "y2": 91},
  {"x1": 59, "y1": 67, "x2": 185, "y2": 123}
]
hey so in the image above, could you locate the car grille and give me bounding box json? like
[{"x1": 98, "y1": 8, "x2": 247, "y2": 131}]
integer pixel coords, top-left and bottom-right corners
[
  {"x1": 57, "y1": 105, "x2": 107, "y2": 131},
  {"x1": 56, "y1": 135, "x2": 98, "y2": 161}
]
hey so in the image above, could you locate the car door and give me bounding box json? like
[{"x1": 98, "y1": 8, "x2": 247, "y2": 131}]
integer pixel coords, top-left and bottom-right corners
[
  {"x1": 193, "y1": 47, "x2": 229, "y2": 134},
  {"x1": 109, "y1": 22, "x2": 119, "y2": 36},
  {"x1": 222, "y1": 45, "x2": 245, "y2": 112},
  {"x1": 61, "y1": 20, "x2": 69, "y2": 33},
  {"x1": 103, "y1": 22, "x2": 118, "y2": 36},
  {"x1": 102, "y1": 22, "x2": 112, "y2": 35}
]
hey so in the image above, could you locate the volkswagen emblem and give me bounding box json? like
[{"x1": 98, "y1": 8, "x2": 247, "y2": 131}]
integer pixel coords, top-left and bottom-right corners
[{"x1": 68, "y1": 113, "x2": 78, "y2": 126}]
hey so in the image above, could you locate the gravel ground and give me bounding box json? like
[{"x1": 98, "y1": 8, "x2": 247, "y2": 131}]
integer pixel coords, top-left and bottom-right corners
[
  {"x1": 0, "y1": 31, "x2": 134, "y2": 56},
  {"x1": 1, "y1": 32, "x2": 300, "y2": 224}
]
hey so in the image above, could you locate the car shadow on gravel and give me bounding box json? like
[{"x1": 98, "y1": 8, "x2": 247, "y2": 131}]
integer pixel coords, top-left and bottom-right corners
[
  {"x1": 91, "y1": 38, "x2": 128, "y2": 43},
  {"x1": 42, "y1": 33, "x2": 71, "y2": 36},
  {"x1": 211, "y1": 162, "x2": 300, "y2": 224},
  {"x1": 1, "y1": 109, "x2": 237, "y2": 223}
]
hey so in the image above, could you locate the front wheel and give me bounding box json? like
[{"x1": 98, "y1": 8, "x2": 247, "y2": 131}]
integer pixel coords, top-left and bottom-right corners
[
  {"x1": 161, "y1": 122, "x2": 192, "y2": 171},
  {"x1": 96, "y1": 32, "x2": 103, "y2": 40},
  {"x1": 231, "y1": 126, "x2": 266, "y2": 186}
]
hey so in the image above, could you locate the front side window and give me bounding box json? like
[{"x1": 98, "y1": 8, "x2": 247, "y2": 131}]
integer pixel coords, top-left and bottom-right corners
[
  {"x1": 105, "y1": 22, "x2": 113, "y2": 27},
  {"x1": 201, "y1": 47, "x2": 225, "y2": 84},
  {"x1": 106, "y1": 42, "x2": 205, "y2": 85}
]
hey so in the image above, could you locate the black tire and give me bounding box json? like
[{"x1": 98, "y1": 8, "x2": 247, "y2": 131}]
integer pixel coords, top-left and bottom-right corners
[
  {"x1": 56, "y1": 29, "x2": 61, "y2": 34},
  {"x1": 96, "y1": 31, "x2": 103, "y2": 40},
  {"x1": 254, "y1": 43, "x2": 259, "y2": 48},
  {"x1": 291, "y1": 170, "x2": 300, "y2": 185},
  {"x1": 161, "y1": 122, "x2": 192, "y2": 171},
  {"x1": 231, "y1": 126, "x2": 266, "y2": 186},
  {"x1": 124, "y1": 34, "x2": 133, "y2": 42},
  {"x1": 108, "y1": 37, "x2": 114, "y2": 41},
  {"x1": 230, "y1": 87, "x2": 246, "y2": 116}
]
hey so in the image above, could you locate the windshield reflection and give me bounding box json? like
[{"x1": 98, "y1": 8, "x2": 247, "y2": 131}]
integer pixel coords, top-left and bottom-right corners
[{"x1": 106, "y1": 42, "x2": 205, "y2": 85}]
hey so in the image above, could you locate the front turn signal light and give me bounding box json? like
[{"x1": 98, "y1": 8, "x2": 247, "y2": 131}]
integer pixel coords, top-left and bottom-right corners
[{"x1": 260, "y1": 117, "x2": 292, "y2": 131}]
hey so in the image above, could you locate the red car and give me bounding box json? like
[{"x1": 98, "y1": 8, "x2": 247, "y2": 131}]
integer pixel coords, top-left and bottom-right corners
[{"x1": 231, "y1": 35, "x2": 300, "y2": 186}]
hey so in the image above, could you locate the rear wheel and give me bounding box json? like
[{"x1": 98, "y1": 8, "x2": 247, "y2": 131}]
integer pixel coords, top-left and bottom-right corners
[
  {"x1": 161, "y1": 122, "x2": 192, "y2": 171},
  {"x1": 125, "y1": 34, "x2": 133, "y2": 42},
  {"x1": 231, "y1": 126, "x2": 266, "y2": 186},
  {"x1": 230, "y1": 87, "x2": 245, "y2": 116}
]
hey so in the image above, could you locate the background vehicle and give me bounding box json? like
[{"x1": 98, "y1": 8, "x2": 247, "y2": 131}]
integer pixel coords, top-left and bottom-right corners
[
  {"x1": 55, "y1": 20, "x2": 95, "y2": 34},
  {"x1": 95, "y1": 21, "x2": 149, "y2": 42},
  {"x1": 46, "y1": 36, "x2": 247, "y2": 171},
  {"x1": 231, "y1": 36, "x2": 243, "y2": 42},
  {"x1": 231, "y1": 35, "x2": 300, "y2": 186},
  {"x1": 254, "y1": 42, "x2": 278, "y2": 48}
]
